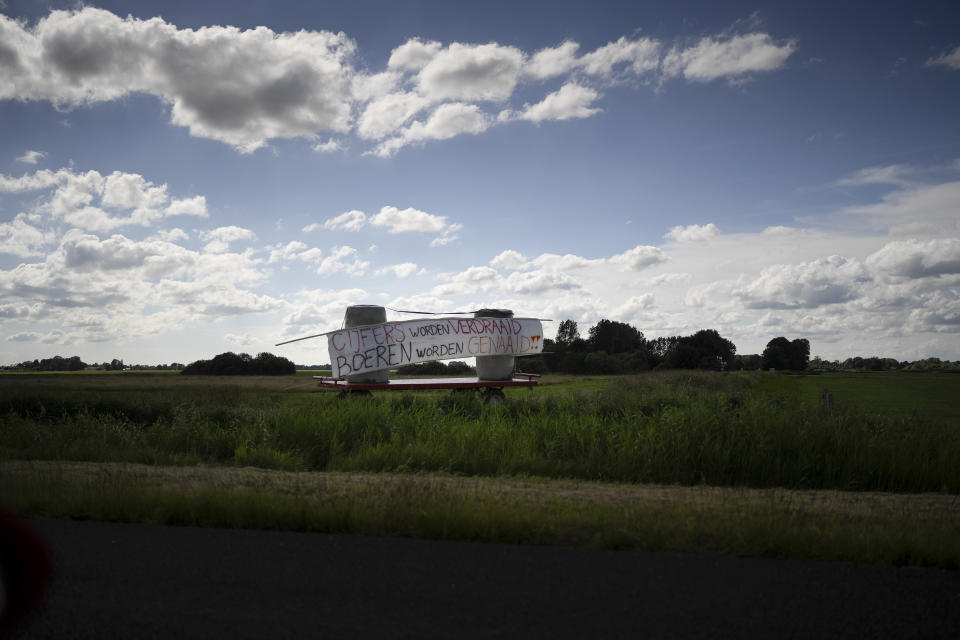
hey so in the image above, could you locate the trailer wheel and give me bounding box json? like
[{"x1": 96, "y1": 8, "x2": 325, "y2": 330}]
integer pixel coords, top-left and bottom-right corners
[{"x1": 483, "y1": 388, "x2": 506, "y2": 405}]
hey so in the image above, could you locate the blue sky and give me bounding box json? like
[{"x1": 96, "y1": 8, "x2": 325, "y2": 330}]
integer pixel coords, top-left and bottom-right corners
[{"x1": 1, "y1": 0, "x2": 959, "y2": 365}]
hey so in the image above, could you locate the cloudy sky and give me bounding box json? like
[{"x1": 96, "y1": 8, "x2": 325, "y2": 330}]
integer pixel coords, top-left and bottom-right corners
[{"x1": 1, "y1": 0, "x2": 959, "y2": 365}]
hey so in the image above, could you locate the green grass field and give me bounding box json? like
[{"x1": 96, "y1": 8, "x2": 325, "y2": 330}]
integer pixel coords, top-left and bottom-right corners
[
  {"x1": 759, "y1": 371, "x2": 960, "y2": 422},
  {"x1": 2, "y1": 369, "x2": 959, "y2": 566}
]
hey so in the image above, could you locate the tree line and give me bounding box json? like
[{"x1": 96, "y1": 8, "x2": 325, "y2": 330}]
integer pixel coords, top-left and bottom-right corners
[
  {"x1": 2, "y1": 356, "x2": 185, "y2": 372},
  {"x1": 523, "y1": 319, "x2": 808, "y2": 374},
  {"x1": 180, "y1": 351, "x2": 296, "y2": 375}
]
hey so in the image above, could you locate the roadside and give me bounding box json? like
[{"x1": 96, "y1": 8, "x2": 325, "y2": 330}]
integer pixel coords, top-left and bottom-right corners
[{"x1": 4, "y1": 460, "x2": 959, "y2": 568}]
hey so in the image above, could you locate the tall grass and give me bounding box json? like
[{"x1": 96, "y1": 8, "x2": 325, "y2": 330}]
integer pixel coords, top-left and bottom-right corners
[{"x1": 2, "y1": 371, "x2": 959, "y2": 493}]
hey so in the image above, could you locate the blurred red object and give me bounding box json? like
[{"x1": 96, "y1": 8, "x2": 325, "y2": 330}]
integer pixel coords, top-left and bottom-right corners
[{"x1": 0, "y1": 510, "x2": 53, "y2": 636}]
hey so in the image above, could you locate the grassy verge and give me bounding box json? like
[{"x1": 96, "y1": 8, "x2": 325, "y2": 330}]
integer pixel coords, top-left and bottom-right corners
[{"x1": 3, "y1": 460, "x2": 958, "y2": 569}]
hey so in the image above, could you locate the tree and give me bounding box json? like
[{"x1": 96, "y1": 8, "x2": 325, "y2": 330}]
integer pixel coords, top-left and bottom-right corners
[
  {"x1": 788, "y1": 338, "x2": 810, "y2": 371},
  {"x1": 761, "y1": 337, "x2": 791, "y2": 370},
  {"x1": 555, "y1": 319, "x2": 580, "y2": 347},
  {"x1": 587, "y1": 319, "x2": 645, "y2": 355},
  {"x1": 762, "y1": 337, "x2": 810, "y2": 371}
]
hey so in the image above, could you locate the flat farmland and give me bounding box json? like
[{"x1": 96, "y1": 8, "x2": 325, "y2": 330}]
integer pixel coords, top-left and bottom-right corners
[{"x1": 2, "y1": 370, "x2": 959, "y2": 566}]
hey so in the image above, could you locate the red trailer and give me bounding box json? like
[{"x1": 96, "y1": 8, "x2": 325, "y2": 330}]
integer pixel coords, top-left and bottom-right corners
[{"x1": 314, "y1": 372, "x2": 540, "y2": 403}]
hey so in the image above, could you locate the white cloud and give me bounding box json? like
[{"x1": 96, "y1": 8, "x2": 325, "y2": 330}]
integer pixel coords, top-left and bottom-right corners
[
  {"x1": 429, "y1": 224, "x2": 462, "y2": 247},
  {"x1": 579, "y1": 36, "x2": 661, "y2": 76},
  {"x1": 834, "y1": 164, "x2": 915, "y2": 187},
  {"x1": 524, "y1": 41, "x2": 580, "y2": 80},
  {"x1": 266, "y1": 240, "x2": 323, "y2": 265},
  {"x1": 166, "y1": 196, "x2": 208, "y2": 217},
  {"x1": 199, "y1": 225, "x2": 256, "y2": 253},
  {"x1": 356, "y1": 91, "x2": 430, "y2": 140},
  {"x1": 648, "y1": 272, "x2": 691, "y2": 286},
  {"x1": 845, "y1": 180, "x2": 960, "y2": 237},
  {"x1": 0, "y1": 167, "x2": 207, "y2": 231},
  {"x1": 504, "y1": 270, "x2": 581, "y2": 295},
  {"x1": 866, "y1": 239, "x2": 960, "y2": 279},
  {"x1": 665, "y1": 223, "x2": 720, "y2": 243},
  {"x1": 16, "y1": 150, "x2": 46, "y2": 164},
  {"x1": 315, "y1": 245, "x2": 369, "y2": 276},
  {"x1": 490, "y1": 249, "x2": 527, "y2": 270},
  {"x1": 1, "y1": 9, "x2": 803, "y2": 160},
  {"x1": 614, "y1": 294, "x2": 655, "y2": 321},
  {"x1": 8, "y1": 331, "x2": 42, "y2": 342},
  {"x1": 663, "y1": 33, "x2": 796, "y2": 82},
  {"x1": 370, "y1": 206, "x2": 448, "y2": 233},
  {"x1": 0, "y1": 8, "x2": 356, "y2": 151},
  {"x1": 351, "y1": 70, "x2": 402, "y2": 102},
  {"x1": 373, "y1": 102, "x2": 490, "y2": 157},
  {"x1": 151, "y1": 228, "x2": 189, "y2": 243},
  {"x1": 312, "y1": 139, "x2": 342, "y2": 153},
  {"x1": 375, "y1": 262, "x2": 421, "y2": 278},
  {"x1": 532, "y1": 253, "x2": 603, "y2": 271},
  {"x1": 518, "y1": 83, "x2": 601, "y2": 123},
  {"x1": 224, "y1": 332, "x2": 260, "y2": 348},
  {"x1": 926, "y1": 45, "x2": 960, "y2": 70},
  {"x1": 609, "y1": 245, "x2": 669, "y2": 270},
  {"x1": 0, "y1": 214, "x2": 55, "y2": 257},
  {"x1": 734, "y1": 256, "x2": 869, "y2": 309},
  {"x1": 388, "y1": 38, "x2": 442, "y2": 71},
  {"x1": 432, "y1": 265, "x2": 500, "y2": 296},
  {"x1": 416, "y1": 42, "x2": 524, "y2": 102},
  {"x1": 323, "y1": 209, "x2": 368, "y2": 231}
]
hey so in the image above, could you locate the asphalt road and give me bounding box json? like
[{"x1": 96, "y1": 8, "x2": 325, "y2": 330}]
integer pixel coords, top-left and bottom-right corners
[{"x1": 13, "y1": 517, "x2": 960, "y2": 639}]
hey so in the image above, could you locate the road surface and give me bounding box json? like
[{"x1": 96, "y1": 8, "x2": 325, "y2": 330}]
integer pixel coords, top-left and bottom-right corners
[{"x1": 14, "y1": 517, "x2": 960, "y2": 639}]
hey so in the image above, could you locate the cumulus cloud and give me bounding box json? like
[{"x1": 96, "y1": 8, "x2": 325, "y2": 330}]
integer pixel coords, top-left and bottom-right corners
[
  {"x1": 0, "y1": 214, "x2": 55, "y2": 257},
  {"x1": 375, "y1": 262, "x2": 421, "y2": 278},
  {"x1": 322, "y1": 209, "x2": 368, "y2": 231},
  {"x1": 198, "y1": 225, "x2": 256, "y2": 253},
  {"x1": 166, "y1": 196, "x2": 207, "y2": 217},
  {"x1": 312, "y1": 138, "x2": 342, "y2": 153},
  {"x1": 662, "y1": 33, "x2": 796, "y2": 82},
  {"x1": 490, "y1": 249, "x2": 527, "y2": 270},
  {"x1": 734, "y1": 256, "x2": 869, "y2": 309},
  {"x1": 866, "y1": 238, "x2": 960, "y2": 279},
  {"x1": 524, "y1": 41, "x2": 580, "y2": 80},
  {"x1": 356, "y1": 91, "x2": 429, "y2": 140},
  {"x1": 845, "y1": 180, "x2": 960, "y2": 236},
  {"x1": 926, "y1": 45, "x2": 960, "y2": 70},
  {"x1": 1, "y1": 8, "x2": 800, "y2": 157},
  {"x1": 0, "y1": 7, "x2": 356, "y2": 151},
  {"x1": 16, "y1": 150, "x2": 46, "y2": 164},
  {"x1": 665, "y1": 223, "x2": 720, "y2": 242},
  {"x1": 315, "y1": 205, "x2": 460, "y2": 245},
  {"x1": 371, "y1": 206, "x2": 448, "y2": 233},
  {"x1": 433, "y1": 265, "x2": 500, "y2": 295},
  {"x1": 609, "y1": 245, "x2": 669, "y2": 270},
  {"x1": 373, "y1": 102, "x2": 490, "y2": 157},
  {"x1": 387, "y1": 38, "x2": 442, "y2": 71},
  {"x1": 415, "y1": 42, "x2": 524, "y2": 102},
  {"x1": 0, "y1": 167, "x2": 209, "y2": 231},
  {"x1": 316, "y1": 245, "x2": 369, "y2": 276},
  {"x1": 266, "y1": 241, "x2": 324, "y2": 265},
  {"x1": 517, "y1": 83, "x2": 601, "y2": 123},
  {"x1": 151, "y1": 228, "x2": 189, "y2": 242},
  {"x1": 504, "y1": 270, "x2": 581, "y2": 294},
  {"x1": 532, "y1": 253, "x2": 604, "y2": 271},
  {"x1": 579, "y1": 36, "x2": 661, "y2": 76},
  {"x1": 224, "y1": 333, "x2": 260, "y2": 348}
]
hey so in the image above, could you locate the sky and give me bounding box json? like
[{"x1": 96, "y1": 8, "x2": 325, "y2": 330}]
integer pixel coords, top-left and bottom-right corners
[{"x1": 1, "y1": 0, "x2": 959, "y2": 366}]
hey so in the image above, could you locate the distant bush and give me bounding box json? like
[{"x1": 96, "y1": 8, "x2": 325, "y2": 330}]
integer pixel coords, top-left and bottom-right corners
[
  {"x1": 395, "y1": 360, "x2": 476, "y2": 376},
  {"x1": 181, "y1": 352, "x2": 295, "y2": 375}
]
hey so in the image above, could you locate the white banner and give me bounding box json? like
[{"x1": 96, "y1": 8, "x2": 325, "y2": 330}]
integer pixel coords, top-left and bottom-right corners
[{"x1": 328, "y1": 316, "x2": 544, "y2": 379}]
